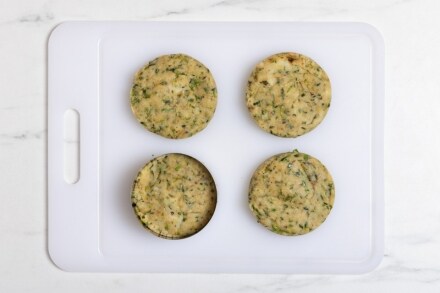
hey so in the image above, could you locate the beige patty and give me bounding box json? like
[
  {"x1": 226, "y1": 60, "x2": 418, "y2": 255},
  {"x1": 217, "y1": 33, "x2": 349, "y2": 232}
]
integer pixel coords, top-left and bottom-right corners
[
  {"x1": 246, "y1": 52, "x2": 331, "y2": 137},
  {"x1": 130, "y1": 54, "x2": 217, "y2": 139},
  {"x1": 131, "y1": 154, "x2": 217, "y2": 239},
  {"x1": 249, "y1": 150, "x2": 335, "y2": 236}
]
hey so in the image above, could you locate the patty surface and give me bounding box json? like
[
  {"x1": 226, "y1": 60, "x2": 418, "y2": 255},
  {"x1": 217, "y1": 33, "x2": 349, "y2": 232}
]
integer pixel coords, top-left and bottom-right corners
[
  {"x1": 248, "y1": 150, "x2": 335, "y2": 236},
  {"x1": 130, "y1": 54, "x2": 217, "y2": 139},
  {"x1": 131, "y1": 153, "x2": 217, "y2": 239},
  {"x1": 246, "y1": 52, "x2": 331, "y2": 137}
]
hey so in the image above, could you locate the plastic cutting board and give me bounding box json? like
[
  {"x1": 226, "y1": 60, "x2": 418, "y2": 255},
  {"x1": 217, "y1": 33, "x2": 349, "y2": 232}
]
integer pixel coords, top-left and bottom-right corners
[{"x1": 48, "y1": 21, "x2": 384, "y2": 273}]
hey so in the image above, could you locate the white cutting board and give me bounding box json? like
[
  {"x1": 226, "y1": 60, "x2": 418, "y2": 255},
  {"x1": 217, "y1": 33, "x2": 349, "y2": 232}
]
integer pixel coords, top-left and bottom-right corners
[{"x1": 48, "y1": 22, "x2": 384, "y2": 273}]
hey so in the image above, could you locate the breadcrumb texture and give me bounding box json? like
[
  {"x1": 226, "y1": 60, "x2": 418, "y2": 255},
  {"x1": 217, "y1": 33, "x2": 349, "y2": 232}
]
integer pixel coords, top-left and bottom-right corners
[
  {"x1": 249, "y1": 150, "x2": 335, "y2": 236},
  {"x1": 131, "y1": 154, "x2": 217, "y2": 239},
  {"x1": 246, "y1": 52, "x2": 331, "y2": 137},
  {"x1": 130, "y1": 54, "x2": 217, "y2": 139}
]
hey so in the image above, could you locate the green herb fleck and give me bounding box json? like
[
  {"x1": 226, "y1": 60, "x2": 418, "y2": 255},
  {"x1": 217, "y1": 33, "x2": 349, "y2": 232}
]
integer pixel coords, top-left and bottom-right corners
[
  {"x1": 280, "y1": 156, "x2": 289, "y2": 162},
  {"x1": 131, "y1": 96, "x2": 140, "y2": 105},
  {"x1": 189, "y1": 78, "x2": 201, "y2": 90}
]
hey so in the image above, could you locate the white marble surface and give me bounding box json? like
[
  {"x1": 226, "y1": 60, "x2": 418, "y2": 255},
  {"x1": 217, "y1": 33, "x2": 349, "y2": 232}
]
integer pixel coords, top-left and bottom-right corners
[{"x1": 1, "y1": 0, "x2": 440, "y2": 291}]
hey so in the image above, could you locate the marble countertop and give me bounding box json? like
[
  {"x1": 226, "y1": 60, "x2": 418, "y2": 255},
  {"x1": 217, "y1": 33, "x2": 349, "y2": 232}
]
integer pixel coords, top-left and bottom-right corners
[{"x1": 1, "y1": 0, "x2": 440, "y2": 291}]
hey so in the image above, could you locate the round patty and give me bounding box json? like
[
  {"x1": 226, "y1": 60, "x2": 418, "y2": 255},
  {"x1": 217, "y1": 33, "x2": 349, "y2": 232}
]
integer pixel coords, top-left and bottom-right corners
[
  {"x1": 248, "y1": 150, "x2": 335, "y2": 236},
  {"x1": 130, "y1": 54, "x2": 217, "y2": 139},
  {"x1": 246, "y1": 52, "x2": 331, "y2": 137},
  {"x1": 131, "y1": 153, "x2": 217, "y2": 239}
]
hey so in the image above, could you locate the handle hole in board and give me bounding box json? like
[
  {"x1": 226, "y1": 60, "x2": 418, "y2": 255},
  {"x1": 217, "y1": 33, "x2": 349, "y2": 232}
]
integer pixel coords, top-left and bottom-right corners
[{"x1": 63, "y1": 109, "x2": 80, "y2": 184}]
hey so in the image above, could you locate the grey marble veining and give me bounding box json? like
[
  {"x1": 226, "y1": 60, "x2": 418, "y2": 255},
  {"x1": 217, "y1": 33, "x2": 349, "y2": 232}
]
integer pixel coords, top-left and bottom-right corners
[{"x1": 19, "y1": 12, "x2": 54, "y2": 23}]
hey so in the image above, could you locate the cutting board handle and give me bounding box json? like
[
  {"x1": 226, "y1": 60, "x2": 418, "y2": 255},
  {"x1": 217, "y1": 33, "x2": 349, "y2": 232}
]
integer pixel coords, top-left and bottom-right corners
[{"x1": 63, "y1": 109, "x2": 80, "y2": 184}]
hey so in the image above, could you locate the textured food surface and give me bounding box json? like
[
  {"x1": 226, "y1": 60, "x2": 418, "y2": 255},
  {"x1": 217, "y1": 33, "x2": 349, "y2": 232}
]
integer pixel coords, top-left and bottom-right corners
[
  {"x1": 246, "y1": 52, "x2": 331, "y2": 137},
  {"x1": 249, "y1": 150, "x2": 335, "y2": 236},
  {"x1": 131, "y1": 154, "x2": 217, "y2": 239},
  {"x1": 130, "y1": 54, "x2": 217, "y2": 139}
]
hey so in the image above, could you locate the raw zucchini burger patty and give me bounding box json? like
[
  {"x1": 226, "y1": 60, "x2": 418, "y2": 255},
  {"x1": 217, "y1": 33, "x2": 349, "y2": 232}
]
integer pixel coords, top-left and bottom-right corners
[
  {"x1": 130, "y1": 54, "x2": 217, "y2": 139},
  {"x1": 248, "y1": 150, "x2": 335, "y2": 236},
  {"x1": 246, "y1": 52, "x2": 331, "y2": 137},
  {"x1": 131, "y1": 154, "x2": 217, "y2": 239}
]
